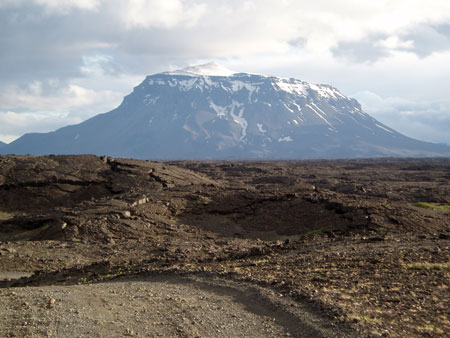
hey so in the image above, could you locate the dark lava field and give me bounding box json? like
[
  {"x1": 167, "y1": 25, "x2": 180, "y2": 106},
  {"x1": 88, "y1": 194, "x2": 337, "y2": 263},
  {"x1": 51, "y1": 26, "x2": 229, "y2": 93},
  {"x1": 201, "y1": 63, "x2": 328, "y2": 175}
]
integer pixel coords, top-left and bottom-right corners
[{"x1": 0, "y1": 155, "x2": 449, "y2": 337}]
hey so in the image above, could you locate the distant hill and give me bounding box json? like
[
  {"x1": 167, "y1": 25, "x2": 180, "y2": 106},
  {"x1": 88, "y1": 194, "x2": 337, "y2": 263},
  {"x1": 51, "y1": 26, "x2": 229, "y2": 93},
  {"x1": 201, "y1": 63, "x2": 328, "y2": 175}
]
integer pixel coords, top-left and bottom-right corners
[{"x1": 2, "y1": 62, "x2": 450, "y2": 159}]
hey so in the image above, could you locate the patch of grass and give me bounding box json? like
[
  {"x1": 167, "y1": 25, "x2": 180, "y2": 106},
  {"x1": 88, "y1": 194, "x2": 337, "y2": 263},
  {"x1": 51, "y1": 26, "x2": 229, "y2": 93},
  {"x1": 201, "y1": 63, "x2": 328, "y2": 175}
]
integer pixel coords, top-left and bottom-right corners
[
  {"x1": 348, "y1": 315, "x2": 382, "y2": 325},
  {"x1": 416, "y1": 324, "x2": 445, "y2": 335},
  {"x1": 0, "y1": 211, "x2": 14, "y2": 221},
  {"x1": 8, "y1": 223, "x2": 50, "y2": 241},
  {"x1": 407, "y1": 262, "x2": 449, "y2": 271},
  {"x1": 303, "y1": 228, "x2": 329, "y2": 237},
  {"x1": 192, "y1": 197, "x2": 211, "y2": 206},
  {"x1": 413, "y1": 202, "x2": 450, "y2": 211},
  {"x1": 127, "y1": 174, "x2": 136, "y2": 178},
  {"x1": 98, "y1": 268, "x2": 125, "y2": 281},
  {"x1": 360, "y1": 316, "x2": 382, "y2": 324}
]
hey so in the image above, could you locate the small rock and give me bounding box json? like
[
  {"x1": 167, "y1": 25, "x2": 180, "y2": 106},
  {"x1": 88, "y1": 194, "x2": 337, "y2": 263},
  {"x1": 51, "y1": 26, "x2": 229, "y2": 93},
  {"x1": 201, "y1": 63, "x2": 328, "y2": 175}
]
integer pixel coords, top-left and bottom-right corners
[
  {"x1": 48, "y1": 297, "x2": 56, "y2": 309},
  {"x1": 438, "y1": 233, "x2": 450, "y2": 240},
  {"x1": 335, "y1": 183, "x2": 357, "y2": 194},
  {"x1": 122, "y1": 211, "x2": 132, "y2": 218}
]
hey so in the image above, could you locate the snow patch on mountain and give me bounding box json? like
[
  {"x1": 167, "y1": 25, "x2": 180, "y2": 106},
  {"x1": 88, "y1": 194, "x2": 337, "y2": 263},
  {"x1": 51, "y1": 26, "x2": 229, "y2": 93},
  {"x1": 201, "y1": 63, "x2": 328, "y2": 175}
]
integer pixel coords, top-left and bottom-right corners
[
  {"x1": 308, "y1": 84, "x2": 344, "y2": 100},
  {"x1": 4, "y1": 62, "x2": 449, "y2": 159},
  {"x1": 208, "y1": 98, "x2": 227, "y2": 117},
  {"x1": 275, "y1": 79, "x2": 307, "y2": 96},
  {"x1": 290, "y1": 101, "x2": 302, "y2": 112},
  {"x1": 144, "y1": 95, "x2": 159, "y2": 105},
  {"x1": 164, "y1": 62, "x2": 236, "y2": 77},
  {"x1": 376, "y1": 123, "x2": 393, "y2": 133},
  {"x1": 283, "y1": 103, "x2": 295, "y2": 113},
  {"x1": 229, "y1": 101, "x2": 247, "y2": 140},
  {"x1": 278, "y1": 136, "x2": 293, "y2": 142},
  {"x1": 257, "y1": 123, "x2": 266, "y2": 133},
  {"x1": 229, "y1": 80, "x2": 259, "y2": 93},
  {"x1": 177, "y1": 78, "x2": 198, "y2": 91},
  {"x1": 306, "y1": 103, "x2": 333, "y2": 127},
  {"x1": 203, "y1": 76, "x2": 216, "y2": 87}
]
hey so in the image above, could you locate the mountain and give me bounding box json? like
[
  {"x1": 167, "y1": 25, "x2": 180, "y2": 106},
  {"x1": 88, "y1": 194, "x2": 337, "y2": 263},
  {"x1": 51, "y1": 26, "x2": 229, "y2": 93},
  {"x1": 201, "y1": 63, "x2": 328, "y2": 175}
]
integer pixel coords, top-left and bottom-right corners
[
  {"x1": 0, "y1": 141, "x2": 6, "y2": 149},
  {"x1": 2, "y1": 62, "x2": 450, "y2": 159}
]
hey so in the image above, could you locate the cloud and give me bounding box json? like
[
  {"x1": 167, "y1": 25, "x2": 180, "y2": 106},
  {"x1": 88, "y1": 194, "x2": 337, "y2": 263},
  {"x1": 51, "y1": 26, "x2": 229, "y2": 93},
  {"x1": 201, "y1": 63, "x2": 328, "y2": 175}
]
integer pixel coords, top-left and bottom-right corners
[
  {"x1": 1, "y1": 1, "x2": 450, "y2": 144},
  {"x1": 354, "y1": 91, "x2": 450, "y2": 145},
  {"x1": 0, "y1": 80, "x2": 120, "y2": 112},
  {"x1": 403, "y1": 23, "x2": 450, "y2": 57},
  {"x1": 36, "y1": 0, "x2": 101, "y2": 13},
  {"x1": 3, "y1": 0, "x2": 450, "y2": 82},
  {"x1": 331, "y1": 34, "x2": 391, "y2": 63},
  {"x1": 0, "y1": 79, "x2": 126, "y2": 142},
  {"x1": 0, "y1": 0, "x2": 101, "y2": 12},
  {"x1": 0, "y1": 110, "x2": 82, "y2": 143},
  {"x1": 80, "y1": 54, "x2": 120, "y2": 76},
  {"x1": 332, "y1": 23, "x2": 450, "y2": 63},
  {"x1": 121, "y1": 0, "x2": 207, "y2": 29}
]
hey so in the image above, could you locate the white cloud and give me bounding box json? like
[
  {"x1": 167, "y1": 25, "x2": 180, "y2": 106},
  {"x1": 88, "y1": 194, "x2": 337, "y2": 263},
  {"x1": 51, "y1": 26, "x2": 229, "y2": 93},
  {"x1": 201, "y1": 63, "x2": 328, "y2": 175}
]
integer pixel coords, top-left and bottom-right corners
[
  {"x1": 81, "y1": 54, "x2": 117, "y2": 76},
  {"x1": 376, "y1": 36, "x2": 414, "y2": 50},
  {"x1": 0, "y1": 0, "x2": 101, "y2": 12},
  {"x1": 200, "y1": 0, "x2": 450, "y2": 53},
  {"x1": 0, "y1": 110, "x2": 82, "y2": 143},
  {"x1": 35, "y1": 0, "x2": 101, "y2": 13},
  {"x1": 0, "y1": 0, "x2": 24, "y2": 8},
  {"x1": 1, "y1": 1, "x2": 450, "y2": 144},
  {"x1": 0, "y1": 79, "x2": 127, "y2": 142},
  {"x1": 121, "y1": 0, "x2": 206, "y2": 29},
  {"x1": 0, "y1": 81, "x2": 120, "y2": 111}
]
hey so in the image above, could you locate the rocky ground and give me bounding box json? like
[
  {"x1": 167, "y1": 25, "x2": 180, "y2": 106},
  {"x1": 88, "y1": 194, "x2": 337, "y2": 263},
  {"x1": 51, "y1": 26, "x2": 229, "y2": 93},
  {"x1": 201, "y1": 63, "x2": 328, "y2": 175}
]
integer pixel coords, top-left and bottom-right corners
[{"x1": 0, "y1": 155, "x2": 449, "y2": 337}]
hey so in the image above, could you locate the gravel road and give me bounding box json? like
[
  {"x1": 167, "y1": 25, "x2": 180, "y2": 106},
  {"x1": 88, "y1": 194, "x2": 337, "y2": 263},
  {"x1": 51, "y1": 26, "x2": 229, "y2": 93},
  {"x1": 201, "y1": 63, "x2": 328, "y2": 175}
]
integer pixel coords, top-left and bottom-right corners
[{"x1": 0, "y1": 274, "x2": 340, "y2": 338}]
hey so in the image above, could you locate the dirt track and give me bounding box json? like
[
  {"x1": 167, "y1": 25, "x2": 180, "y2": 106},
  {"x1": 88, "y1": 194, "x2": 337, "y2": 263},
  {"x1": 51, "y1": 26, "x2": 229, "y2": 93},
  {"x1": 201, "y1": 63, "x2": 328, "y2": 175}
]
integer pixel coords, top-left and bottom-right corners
[
  {"x1": 1, "y1": 274, "x2": 341, "y2": 338},
  {"x1": 0, "y1": 155, "x2": 449, "y2": 337}
]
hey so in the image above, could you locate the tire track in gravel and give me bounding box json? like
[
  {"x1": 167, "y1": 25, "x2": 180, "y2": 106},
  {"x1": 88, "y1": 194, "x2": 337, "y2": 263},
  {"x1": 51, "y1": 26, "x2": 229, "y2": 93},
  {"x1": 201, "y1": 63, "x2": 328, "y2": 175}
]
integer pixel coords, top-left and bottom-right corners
[{"x1": 0, "y1": 274, "x2": 344, "y2": 337}]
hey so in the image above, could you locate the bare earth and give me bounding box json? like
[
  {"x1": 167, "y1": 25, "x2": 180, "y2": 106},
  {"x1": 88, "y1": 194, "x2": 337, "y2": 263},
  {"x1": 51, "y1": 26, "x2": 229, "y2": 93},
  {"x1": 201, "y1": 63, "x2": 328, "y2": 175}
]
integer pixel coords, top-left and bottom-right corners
[
  {"x1": 0, "y1": 155, "x2": 449, "y2": 337},
  {"x1": 1, "y1": 274, "x2": 339, "y2": 338}
]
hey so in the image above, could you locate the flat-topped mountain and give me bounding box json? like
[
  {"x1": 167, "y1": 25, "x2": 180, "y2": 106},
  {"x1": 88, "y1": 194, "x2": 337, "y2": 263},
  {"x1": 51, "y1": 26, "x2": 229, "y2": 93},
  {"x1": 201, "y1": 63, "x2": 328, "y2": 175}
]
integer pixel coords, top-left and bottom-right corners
[{"x1": 2, "y1": 62, "x2": 449, "y2": 159}]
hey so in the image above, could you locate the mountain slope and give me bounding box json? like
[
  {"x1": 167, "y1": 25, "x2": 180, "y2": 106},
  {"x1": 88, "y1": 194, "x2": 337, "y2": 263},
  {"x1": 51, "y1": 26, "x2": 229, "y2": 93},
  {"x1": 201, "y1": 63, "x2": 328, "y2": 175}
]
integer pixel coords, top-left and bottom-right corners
[{"x1": 2, "y1": 63, "x2": 450, "y2": 159}]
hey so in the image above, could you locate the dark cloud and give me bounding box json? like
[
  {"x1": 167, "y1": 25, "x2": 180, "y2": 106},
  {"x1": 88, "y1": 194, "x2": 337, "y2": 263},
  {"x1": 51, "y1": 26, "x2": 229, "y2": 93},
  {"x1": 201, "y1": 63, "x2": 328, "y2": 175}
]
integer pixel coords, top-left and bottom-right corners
[
  {"x1": 402, "y1": 23, "x2": 450, "y2": 57},
  {"x1": 1, "y1": 1, "x2": 450, "y2": 145},
  {"x1": 331, "y1": 34, "x2": 390, "y2": 63},
  {"x1": 288, "y1": 37, "x2": 307, "y2": 48},
  {"x1": 332, "y1": 23, "x2": 450, "y2": 63},
  {"x1": 0, "y1": 5, "x2": 108, "y2": 82},
  {"x1": 0, "y1": 2, "x2": 236, "y2": 85}
]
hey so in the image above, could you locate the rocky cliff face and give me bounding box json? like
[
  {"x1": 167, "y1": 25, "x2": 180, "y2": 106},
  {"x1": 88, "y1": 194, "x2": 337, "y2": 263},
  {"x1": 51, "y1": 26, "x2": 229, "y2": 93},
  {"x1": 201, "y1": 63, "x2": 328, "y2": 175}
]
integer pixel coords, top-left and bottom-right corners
[{"x1": 3, "y1": 63, "x2": 450, "y2": 159}]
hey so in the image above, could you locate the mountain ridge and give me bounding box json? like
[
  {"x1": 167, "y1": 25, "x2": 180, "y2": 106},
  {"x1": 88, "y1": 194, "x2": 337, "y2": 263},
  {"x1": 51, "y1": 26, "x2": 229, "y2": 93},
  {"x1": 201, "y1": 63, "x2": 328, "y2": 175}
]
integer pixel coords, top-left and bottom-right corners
[{"x1": 2, "y1": 64, "x2": 450, "y2": 159}]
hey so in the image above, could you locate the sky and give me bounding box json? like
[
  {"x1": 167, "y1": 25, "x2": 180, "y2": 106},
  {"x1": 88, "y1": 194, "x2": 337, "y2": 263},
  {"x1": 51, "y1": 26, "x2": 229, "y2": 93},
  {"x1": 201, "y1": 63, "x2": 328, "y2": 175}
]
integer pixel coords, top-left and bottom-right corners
[{"x1": 1, "y1": 0, "x2": 450, "y2": 145}]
